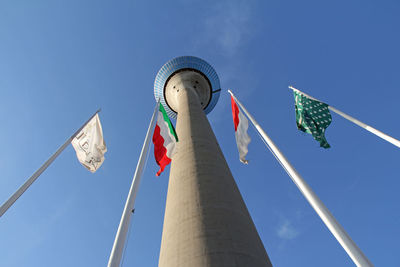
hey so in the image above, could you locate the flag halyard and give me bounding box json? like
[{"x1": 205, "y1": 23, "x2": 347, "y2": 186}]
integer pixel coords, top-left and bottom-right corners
[{"x1": 294, "y1": 91, "x2": 332, "y2": 148}]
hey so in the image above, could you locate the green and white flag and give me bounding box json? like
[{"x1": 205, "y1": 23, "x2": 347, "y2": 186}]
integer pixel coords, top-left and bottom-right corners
[{"x1": 293, "y1": 91, "x2": 332, "y2": 148}]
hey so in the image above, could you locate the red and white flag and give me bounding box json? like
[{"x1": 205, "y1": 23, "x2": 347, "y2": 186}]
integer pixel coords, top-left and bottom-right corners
[
  {"x1": 152, "y1": 104, "x2": 178, "y2": 176},
  {"x1": 231, "y1": 95, "x2": 251, "y2": 164}
]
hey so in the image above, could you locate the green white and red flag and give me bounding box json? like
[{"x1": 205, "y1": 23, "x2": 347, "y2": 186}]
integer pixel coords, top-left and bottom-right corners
[
  {"x1": 152, "y1": 104, "x2": 178, "y2": 176},
  {"x1": 231, "y1": 95, "x2": 251, "y2": 164}
]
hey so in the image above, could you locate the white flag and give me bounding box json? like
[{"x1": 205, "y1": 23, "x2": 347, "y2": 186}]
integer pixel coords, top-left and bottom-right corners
[{"x1": 72, "y1": 114, "x2": 107, "y2": 172}]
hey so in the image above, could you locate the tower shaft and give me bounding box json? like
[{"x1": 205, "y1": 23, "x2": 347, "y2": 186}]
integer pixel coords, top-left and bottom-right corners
[{"x1": 158, "y1": 85, "x2": 272, "y2": 267}]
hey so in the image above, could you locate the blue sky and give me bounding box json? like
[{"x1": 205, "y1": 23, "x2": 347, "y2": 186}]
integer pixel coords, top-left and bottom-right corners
[{"x1": 1, "y1": 0, "x2": 399, "y2": 266}]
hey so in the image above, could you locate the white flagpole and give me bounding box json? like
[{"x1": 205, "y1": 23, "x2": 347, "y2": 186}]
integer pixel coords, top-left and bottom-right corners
[
  {"x1": 289, "y1": 86, "x2": 400, "y2": 149},
  {"x1": 228, "y1": 90, "x2": 373, "y2": 267},
  {"x1": 0, "y1": 109, "x2": 101, "y2": 218},
  {"x1": 108, "y1": 100, "x2": 159, "y2": 267}
]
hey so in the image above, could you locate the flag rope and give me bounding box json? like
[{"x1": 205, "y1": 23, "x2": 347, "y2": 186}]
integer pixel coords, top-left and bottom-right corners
[
  {"x1": 120, "y1": 210, "x2": 134, "y2": 267},
  {"x1": 108, "y1": 100, "x2": 159, "y2": 267},
  {"x1": 120, "y1": 136, "x2": 152, "y2": 267},
  {"x1": 250, "y1": 120, "x2": 293, "y2": 181}
]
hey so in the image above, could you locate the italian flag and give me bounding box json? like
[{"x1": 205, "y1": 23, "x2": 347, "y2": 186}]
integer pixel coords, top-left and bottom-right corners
[
  {"x1": 152, "y1": 104, "x2": 178, "y2": 176},
  {"x1": 231, "y1": 95, "x2": 251, "y2": 164}
]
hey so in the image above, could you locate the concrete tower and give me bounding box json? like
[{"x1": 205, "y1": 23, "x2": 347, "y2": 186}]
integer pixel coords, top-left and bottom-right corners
[{"x1": 154, "y1": 56, "x2": 272, "y2": 267}]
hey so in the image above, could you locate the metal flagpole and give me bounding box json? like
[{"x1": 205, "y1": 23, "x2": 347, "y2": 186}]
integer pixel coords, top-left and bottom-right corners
[
  {"x1": 108, "y1": 100, "x2": 159, "y2": 267},
  {"x1": 228, "y1": 90, "x2": 373, "y2": 267},
  {"x1": 0, "y1": 109, "x2": 101, "y2": 218},
  {"x1": 289, "y1": 86, "x2": 400, "y2": 149}
]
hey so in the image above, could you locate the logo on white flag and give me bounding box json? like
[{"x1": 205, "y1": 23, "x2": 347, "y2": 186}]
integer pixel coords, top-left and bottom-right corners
[{"x1": 72, "y1": 114, "x2": 107, "y2": 172}]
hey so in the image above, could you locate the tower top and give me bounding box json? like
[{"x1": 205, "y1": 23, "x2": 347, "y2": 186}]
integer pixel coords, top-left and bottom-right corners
[{"x1": 154, "y1": 56, "x2": 221, "y2": 119}]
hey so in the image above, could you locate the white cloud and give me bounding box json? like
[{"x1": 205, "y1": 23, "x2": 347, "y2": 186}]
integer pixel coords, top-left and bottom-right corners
[
  {"x1": 200, "y1": 1, "x2": 253, "y2": 56},
  {"x1": 277, "y1": 219, "x2": 299, "y2": 240}
]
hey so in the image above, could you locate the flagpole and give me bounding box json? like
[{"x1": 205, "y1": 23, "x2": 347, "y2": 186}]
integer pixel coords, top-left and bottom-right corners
[
  {"x1": 0, "y1": 109, "x2": 101, "y2": 218},
  {"x1": 228, "y1": 90, "x2": 373, "y2": 267},
  {"x1": 289, "y1": 86, "x2": 400, "y2": 149},
  {"x1": 108, "y1": 101, "x2": 159, "y2": 267}
]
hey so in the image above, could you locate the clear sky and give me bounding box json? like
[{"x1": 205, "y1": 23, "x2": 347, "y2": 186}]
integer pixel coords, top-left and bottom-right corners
[{"x1": 1, "y1": 0, "x2": 399, "y2": 266}]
